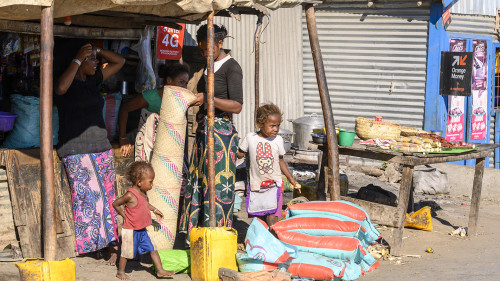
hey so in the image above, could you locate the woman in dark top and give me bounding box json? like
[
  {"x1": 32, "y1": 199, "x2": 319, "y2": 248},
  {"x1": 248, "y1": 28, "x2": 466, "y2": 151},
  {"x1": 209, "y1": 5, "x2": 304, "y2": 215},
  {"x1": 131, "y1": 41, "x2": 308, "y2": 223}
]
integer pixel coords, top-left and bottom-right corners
[
  {"x1": 55, "y1": 43, "x2": 125, "y2": 263},
  {"x1": 179, "y1": 24, "x2": 243, "y2": 242}
]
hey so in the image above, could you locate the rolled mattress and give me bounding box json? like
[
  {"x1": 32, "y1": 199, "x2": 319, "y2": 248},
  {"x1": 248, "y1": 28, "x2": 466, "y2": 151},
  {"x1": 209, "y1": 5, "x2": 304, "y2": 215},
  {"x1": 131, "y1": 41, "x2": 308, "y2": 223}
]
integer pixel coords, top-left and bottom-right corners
[{"x1": 147, "y1": 86, "x2": 195, "y2": 249}]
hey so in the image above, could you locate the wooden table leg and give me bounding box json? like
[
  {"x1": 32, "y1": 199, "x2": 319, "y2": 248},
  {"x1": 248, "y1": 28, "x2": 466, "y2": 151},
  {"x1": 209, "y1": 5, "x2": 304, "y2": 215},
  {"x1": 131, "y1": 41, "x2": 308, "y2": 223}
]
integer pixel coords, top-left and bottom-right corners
[
  {"x1": 316, "y1": 147, "x2": 328, "y2": 201},
  {"x1": 391, "y1": 165, "x2": 414, "y2": 256},
  {"x1": 468, "y1": 157, "x2": 485, "y2": 236}
]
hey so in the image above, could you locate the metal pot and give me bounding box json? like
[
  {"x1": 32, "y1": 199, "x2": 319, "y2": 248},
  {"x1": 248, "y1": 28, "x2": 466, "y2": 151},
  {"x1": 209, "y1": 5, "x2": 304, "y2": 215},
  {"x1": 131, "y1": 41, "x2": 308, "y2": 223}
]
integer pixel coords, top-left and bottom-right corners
[
  {"x1": 278, "y1": 128, "x2": 294, "y2": 152},
  {"x1": 289, "y1": 114, "x2": 325, "y2": 150}
]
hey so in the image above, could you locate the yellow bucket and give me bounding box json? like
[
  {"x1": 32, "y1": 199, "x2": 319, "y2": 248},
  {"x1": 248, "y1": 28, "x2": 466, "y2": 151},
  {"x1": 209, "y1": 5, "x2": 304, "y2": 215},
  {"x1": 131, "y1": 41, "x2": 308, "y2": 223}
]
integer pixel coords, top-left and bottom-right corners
[{"x1": 15, "y1": 258, "x2": 76, "y2": 281}]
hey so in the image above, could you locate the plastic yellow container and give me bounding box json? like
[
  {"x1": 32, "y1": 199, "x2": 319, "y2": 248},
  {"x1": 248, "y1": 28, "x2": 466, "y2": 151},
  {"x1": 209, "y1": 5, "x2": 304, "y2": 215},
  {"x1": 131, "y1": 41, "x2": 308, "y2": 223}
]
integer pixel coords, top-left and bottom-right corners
[
  {"x1": 190, "y1": 227, "x2": 238, "y2": 281},
  {"x1": 15, "y1": 258, "x2": 76, "y2": 281}
]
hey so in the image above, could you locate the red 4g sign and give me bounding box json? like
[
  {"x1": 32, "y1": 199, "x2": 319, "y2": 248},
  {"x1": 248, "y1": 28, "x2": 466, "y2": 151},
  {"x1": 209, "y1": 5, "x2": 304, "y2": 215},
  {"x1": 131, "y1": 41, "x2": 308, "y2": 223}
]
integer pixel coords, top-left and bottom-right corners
[{"x1": 157, "y1": 24, "x2": 185, "y2": 60}]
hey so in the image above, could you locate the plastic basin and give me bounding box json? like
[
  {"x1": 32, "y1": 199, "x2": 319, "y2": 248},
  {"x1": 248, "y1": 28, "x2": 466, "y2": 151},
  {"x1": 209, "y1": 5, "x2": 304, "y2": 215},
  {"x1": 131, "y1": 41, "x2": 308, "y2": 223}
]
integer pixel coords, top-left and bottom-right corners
[
  {"x1": 339, "y1": 130, "x2": 356, "y2": 146},
  {"x1": 0, "y1": 112, "x2": 17, "y2": 132}
]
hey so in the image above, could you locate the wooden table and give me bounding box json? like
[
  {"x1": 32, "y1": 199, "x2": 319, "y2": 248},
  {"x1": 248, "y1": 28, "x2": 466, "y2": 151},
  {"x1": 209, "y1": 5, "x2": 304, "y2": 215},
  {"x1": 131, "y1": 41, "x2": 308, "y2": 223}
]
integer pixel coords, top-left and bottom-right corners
[{"x1": 316, "y1": 141, "x2": 498, "y2": 256}]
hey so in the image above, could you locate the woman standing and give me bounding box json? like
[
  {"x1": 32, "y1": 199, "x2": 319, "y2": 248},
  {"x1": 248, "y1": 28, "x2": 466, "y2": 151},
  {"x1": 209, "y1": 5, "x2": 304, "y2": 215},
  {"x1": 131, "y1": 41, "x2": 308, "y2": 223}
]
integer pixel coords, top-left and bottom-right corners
[
  {"x1": 55, "y1": 43, "x2": 125, "y2": 263},
  {"x1": 180, "y1": 24, "x2": 243, "y2": 241},
  {"x1": 118, "y1": 62, "x2": 190, "y2": 158}
]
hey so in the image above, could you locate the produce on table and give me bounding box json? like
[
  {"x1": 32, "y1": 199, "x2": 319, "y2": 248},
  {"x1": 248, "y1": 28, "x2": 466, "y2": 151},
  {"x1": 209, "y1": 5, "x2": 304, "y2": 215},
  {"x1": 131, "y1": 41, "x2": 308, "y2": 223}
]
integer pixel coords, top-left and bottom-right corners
[
  {"x1": 400, "y1": 126, "x2": 429, "y2": 137},
  {"x1": 391, "y1": 136, "x2": 442, "y2": 153}
]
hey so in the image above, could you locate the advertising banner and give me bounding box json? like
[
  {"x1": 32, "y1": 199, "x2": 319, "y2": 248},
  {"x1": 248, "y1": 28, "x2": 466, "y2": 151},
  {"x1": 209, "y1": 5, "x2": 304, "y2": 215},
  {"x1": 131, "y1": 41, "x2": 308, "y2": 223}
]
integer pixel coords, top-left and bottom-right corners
[
  {"x1": 445, "y1": 39, "x2": 467, "y2": 141},
  {"x1": 439, "y1": 51, "x2": 473, "y2": 96},
  {"x1": 471, "y1": 89, "x2": 488, "y2": 140},
  {"x1": 446, "y1": 95, "x2": 465, "y2": 142},
  {"x1": 157, "y1": 24, "x2": 185, "y2": 60},
  {"x1": 472, "y1": 40, "x2": 487, "y2": 90}
]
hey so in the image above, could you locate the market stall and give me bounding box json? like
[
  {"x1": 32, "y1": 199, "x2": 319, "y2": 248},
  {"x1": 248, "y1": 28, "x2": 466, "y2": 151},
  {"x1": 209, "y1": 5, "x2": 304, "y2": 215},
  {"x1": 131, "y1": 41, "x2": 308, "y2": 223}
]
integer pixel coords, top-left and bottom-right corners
[
  {"x1": 1, "y1": 0, "x2": 346, "y2": 271},
  {"x1": 313, "y1": 117, "x2": 499, "y2": 256}
]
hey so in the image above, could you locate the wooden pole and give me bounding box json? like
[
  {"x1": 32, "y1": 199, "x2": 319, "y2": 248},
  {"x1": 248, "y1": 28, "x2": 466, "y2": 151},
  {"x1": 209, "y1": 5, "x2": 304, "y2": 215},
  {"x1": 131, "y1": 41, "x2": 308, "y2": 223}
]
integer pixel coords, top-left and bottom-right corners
[
  {"x1": 254, "y1": 14, "x2": 263, "y2": 129},
  {"x1": 304, "y1": 4, "x2": 341, "y2": 200},
  {"x1": 468, "y1": 157, "x2": 485, "y2": 236},
  {"x1": 206, "y1": 12, "x2": 216, "y2": 227},
  {"x1": 40, "y1": 3, "x2": 56, "y2": 261}
]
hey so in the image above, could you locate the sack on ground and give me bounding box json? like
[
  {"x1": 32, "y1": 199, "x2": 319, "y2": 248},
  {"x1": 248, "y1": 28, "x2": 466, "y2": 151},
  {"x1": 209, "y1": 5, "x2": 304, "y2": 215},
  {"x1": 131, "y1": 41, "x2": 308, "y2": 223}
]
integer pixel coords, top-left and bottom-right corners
[
  {"x1": 245, "y1": 218, "x2": 297, "y2": 263},
  {"x1": 3, "y1": 94, "x2": 58, "y2": 149},
  {"x1": 405, "y1": 206, "x2": 433, "y2": 231},
  {"x1": 271, "y1": 216, "x2": 373, "y2": 248},
  {"x1": 287, "y1": 251, "x2": 363, "y2": 281},
  {"x1": 413, "y1": 165, "x2": 449, "y2": 194},
  {"x1": 236, "y1": 253, "x2": 280, "y2": 272},
  {"x1": 275, "y1": 231, "x2": 379, "y2": 273},
  {"x1": 153, "y1": 249, "x2": 190, "y2": 274},
  {"x1": 286, "y1": 201, "x2": 380, "y2": 244}
]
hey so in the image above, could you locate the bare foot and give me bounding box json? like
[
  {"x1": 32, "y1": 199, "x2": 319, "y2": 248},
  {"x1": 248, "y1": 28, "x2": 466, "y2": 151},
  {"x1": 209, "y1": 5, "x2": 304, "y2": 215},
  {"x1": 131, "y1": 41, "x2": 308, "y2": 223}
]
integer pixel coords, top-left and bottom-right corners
[
  {"x1": 106, "y1": 252, "x2": 118, "y2": 266},
  {"x1": 116, "y1": 271, "x2": 131, "y2": 280},
  {"x1": 157, "y1": 269, "x2": 175, "y2": 277}
]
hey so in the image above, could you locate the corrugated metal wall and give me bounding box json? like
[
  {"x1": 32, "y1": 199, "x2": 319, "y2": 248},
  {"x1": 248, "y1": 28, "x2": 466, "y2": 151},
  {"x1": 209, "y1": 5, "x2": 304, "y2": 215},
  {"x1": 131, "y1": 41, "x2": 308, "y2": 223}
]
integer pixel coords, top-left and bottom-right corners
[
  {"x1": 184, "y1": 7, "x2": 304, "y2": 137},
  {"x1": 447, "y1": 14, "x2": 498, "y2": 41},
  {"x1": 450, "y1": 0, "x2": 499, "y2": 16},
  {"x1": 302, "y1": 2, "x2": 430, "y2": 132}
]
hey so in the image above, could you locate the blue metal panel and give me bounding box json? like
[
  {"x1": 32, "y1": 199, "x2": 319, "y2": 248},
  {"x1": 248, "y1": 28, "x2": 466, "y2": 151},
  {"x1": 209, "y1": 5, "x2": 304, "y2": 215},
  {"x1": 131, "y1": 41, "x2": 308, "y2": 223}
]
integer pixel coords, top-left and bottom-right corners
[
  {"x1": 425, "y1": 3, "x2": 494, "y2": 167},
  {"x1": 496, "y1": 111, "x2": 500, "y2": 168},
  {"x1": 424, "y1": 3, "x2": 448, "y2": 133},
  {"x1": 494, "y1": 43, "x2": 500, "y2": 169}
]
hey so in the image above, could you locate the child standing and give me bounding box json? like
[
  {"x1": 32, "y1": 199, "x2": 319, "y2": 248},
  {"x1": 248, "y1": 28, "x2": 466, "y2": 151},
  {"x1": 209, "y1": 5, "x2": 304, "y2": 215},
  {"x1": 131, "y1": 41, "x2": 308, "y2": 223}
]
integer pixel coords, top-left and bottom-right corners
[
  {"x1": 112, "y1": 161, "x2": 174, "y2": 280},
  {"x1": 237, "y1": 104, "x2": 300, "y2": 226}
]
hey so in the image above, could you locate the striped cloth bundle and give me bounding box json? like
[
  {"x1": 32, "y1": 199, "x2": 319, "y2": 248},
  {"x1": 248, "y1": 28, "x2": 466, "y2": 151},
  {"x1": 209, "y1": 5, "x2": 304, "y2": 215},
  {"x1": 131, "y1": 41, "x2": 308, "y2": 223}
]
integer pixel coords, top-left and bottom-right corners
[{"x1": 147, "y1": 86, "x2": 195, "y2": 249}]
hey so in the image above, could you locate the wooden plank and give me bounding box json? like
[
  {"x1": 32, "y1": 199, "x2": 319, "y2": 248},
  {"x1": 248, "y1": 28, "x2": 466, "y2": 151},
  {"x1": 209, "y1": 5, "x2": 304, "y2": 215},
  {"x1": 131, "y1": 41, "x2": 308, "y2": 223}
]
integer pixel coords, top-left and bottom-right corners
[
  {"x1": 410, "y1": 150, "x2": 493, "y2": 166},
  {"x1": 0, "y1": 19, "x2": 142, "y2": 39},
  {"x1": 54, "y1": 14, "x2": 183, "y2": 29},
  {"x1": 341, "y1": 196, "x2": 399, "y2": 227},
  {"x1": 391, "y1": 165, "x2": 414, "y2": 256},
  {"x1": 468, "y1": 157, "x2": 485, "y2": 236},
  {"x1": 6, "y1": 150, "x2": 75, "y2": 259},
  {"x1": 91, "y1": 11, "x2": 198, "y2": 24},
  {"x1": 0, "y1": 169, "x2": 17, "y2": 249}
]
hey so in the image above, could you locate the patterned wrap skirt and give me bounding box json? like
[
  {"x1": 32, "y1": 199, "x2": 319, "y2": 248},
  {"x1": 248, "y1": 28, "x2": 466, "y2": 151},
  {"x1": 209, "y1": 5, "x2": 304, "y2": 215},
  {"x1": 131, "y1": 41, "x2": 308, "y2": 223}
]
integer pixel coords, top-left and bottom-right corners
[
  {"x1": 62, "y1": 149, "x2": 119, "y2": 254},
  {"x1": 180, "y1": 113, "x2": 239, "y2": 241}
]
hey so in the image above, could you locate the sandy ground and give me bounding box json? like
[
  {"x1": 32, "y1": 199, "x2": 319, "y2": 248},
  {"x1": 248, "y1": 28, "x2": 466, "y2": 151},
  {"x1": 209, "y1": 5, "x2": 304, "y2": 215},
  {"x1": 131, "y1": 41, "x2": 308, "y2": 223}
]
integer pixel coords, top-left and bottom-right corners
[{"x1": 1, "y1": 174, "x2": 499, "y2": 281}]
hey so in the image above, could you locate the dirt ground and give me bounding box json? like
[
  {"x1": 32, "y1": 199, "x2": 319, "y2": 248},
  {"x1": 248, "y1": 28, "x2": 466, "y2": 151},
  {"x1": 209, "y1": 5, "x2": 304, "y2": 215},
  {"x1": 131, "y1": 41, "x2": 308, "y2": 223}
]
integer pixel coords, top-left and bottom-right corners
[{"x1": 1, "y1": 174, "x2": 500, "y2": 281}]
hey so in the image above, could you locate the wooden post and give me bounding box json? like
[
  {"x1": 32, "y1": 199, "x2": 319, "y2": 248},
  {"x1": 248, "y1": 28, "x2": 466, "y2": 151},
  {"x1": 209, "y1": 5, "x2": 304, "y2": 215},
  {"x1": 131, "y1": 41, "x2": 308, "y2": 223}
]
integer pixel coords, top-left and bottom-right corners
[
  {"x1": 392, "y1": 165, "x2": 414, "y2": 256},
  {"x1": 254, "y1": 13, "x2": 263, "y2": 129},
  {"x1": 468, "y1": 157, "x2": 485, "y2": 236},
  {"x1": 40, "y1": 3, "x2": 56, "y2": 261},
  {"x1": 304, "y1": 4, "x2": 341, "y2": 200},
  {"x1": 206, "y1": 12, "x2": 216, "y2": 227}
]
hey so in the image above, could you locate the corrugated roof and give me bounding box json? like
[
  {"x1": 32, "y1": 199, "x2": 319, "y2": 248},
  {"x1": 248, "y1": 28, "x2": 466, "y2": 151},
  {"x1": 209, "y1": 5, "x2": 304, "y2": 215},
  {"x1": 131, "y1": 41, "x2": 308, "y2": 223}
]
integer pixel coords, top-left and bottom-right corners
[
  {"x1": 450, "y1": 0, "x2": 500, "y2": 16},
  {"x1": 0, "y1": 0, "x2": 302, "y2": 21}
]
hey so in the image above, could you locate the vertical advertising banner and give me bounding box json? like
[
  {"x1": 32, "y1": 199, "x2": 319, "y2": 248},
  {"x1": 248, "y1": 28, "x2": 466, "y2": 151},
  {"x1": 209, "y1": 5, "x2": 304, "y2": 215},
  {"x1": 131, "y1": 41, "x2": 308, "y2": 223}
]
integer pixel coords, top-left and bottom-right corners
[
  {"x1": 156, "y1": 24, "x2": 185, "y2": 60},
  {"x1": 471, "y1": 89, "x2": 488, "y2": 140},
  {"x1": 446, "y1": 39, "x2": 467, "y2": 141},
  {"x1": 470, "y1": 40, "x2": 488, "y2": 140},
  {"x1": 472, "y1": 40, "x2": 487, "y2": 90}
]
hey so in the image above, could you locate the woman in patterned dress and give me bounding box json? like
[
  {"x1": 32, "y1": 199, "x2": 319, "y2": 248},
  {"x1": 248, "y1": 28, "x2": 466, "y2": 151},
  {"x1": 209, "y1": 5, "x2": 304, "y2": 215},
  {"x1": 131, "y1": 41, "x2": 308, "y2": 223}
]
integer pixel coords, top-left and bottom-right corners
[
  {"x1": 55, "y1": 42, "x2": 124, "y2": 264},
  {"x1": 179, "y1": 24, "x2": 243, "y2": 242}
]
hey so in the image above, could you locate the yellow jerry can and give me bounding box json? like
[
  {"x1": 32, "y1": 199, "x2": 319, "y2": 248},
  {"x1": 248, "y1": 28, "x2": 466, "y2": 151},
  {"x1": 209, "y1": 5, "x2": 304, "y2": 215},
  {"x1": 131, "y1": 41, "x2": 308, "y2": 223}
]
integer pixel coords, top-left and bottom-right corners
[
  {"x1": 15, "y1": 258, "x2": 76, "y2": 281},
  {"x1": 190, "y1": 227, "x2": 238, "y2": 281}
]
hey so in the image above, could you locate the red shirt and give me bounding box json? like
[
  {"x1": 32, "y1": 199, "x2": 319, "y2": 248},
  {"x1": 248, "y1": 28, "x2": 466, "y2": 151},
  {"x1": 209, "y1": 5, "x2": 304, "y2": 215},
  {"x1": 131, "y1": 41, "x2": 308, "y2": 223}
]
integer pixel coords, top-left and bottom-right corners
[{"x1": 122, "y1": 188, "x2": 152, "y2": 230}]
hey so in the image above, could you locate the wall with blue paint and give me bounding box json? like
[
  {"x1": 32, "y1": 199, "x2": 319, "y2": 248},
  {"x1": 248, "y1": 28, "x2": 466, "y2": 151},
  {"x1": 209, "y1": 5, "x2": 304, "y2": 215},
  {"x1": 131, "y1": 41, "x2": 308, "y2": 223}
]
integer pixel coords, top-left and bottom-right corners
[{"x1": 424, "y1": 2, "x2": 495, "y2": 167}]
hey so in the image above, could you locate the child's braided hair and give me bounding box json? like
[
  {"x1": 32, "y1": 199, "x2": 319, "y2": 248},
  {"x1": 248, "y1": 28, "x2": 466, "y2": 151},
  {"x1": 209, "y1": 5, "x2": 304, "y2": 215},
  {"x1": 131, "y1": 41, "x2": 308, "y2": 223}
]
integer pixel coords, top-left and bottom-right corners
[{"x1": 126, "y1": 161, "x2": 154, "y2": 185}]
